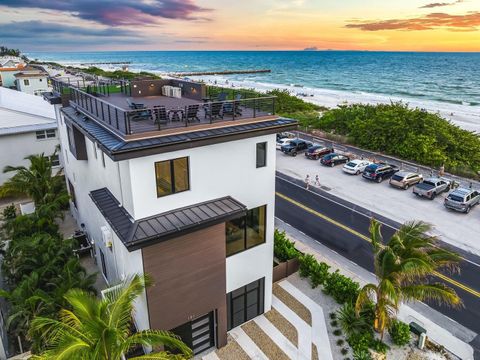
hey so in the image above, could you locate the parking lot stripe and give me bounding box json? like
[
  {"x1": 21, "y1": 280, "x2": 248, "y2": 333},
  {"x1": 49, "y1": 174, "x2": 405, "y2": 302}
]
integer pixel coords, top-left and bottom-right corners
[{"x1": 276, "y1": 191, "x2": 480, "y2": 299}]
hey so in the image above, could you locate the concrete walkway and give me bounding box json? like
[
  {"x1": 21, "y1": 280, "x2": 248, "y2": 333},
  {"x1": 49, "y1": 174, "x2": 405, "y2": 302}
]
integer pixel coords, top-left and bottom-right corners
[
  {"x1": 229, "y1": 327, "x2": 269, "y2": 360},
  {"x1": 279, "y1": 281, "x2": 333, "y2": 360}
]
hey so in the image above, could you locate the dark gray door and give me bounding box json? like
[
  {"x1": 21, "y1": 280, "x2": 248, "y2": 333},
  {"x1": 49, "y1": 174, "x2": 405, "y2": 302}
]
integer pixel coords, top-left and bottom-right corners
[{"x1": 227, "y1": 277, "x2": 265, "y2": 330}]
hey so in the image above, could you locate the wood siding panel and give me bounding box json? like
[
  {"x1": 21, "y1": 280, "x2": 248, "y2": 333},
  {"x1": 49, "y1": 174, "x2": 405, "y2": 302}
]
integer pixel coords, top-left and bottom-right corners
[{"x1": 142, "y1": 223, "x2": 227, "y2": 346}]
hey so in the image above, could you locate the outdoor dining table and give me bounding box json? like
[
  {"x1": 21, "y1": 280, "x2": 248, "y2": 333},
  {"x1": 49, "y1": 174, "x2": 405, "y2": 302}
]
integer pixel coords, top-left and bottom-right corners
[{"x1": 169, "y1": 109, "x2": 184, "y2": 122}]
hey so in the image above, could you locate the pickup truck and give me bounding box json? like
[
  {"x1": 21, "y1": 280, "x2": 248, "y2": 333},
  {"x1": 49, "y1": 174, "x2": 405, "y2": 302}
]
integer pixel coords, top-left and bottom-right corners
[
  {"x1": 413, "y1": 177, "x2": 451, "y2": 200},
  {"x1": 281, "y1": 139, "x2": 313, "y2": 156},
  {"x1": 362, "y1": 163, "x2": 399, "y2": 183}
]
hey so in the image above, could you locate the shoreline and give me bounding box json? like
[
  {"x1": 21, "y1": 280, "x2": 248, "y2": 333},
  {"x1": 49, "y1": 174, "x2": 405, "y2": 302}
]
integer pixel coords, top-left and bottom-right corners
[{"x1": 42, "y1": 60, "x2": 480, "y2": 133}]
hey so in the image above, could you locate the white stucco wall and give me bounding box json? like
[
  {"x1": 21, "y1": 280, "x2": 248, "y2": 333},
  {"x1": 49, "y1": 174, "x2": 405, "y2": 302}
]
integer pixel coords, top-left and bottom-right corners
[
  {"x1": 127, "y1": 135, "x2": 276, "y2": 310},
  {"x1": 16, "y1": 76, "x2": 49, "y2": 96},
  {"x1": 0, "y1": 131, "x2": 59, "y2": 185}
]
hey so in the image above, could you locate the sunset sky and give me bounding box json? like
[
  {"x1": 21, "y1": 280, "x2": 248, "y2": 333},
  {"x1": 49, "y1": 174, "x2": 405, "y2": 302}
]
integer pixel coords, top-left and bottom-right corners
[{"x1": 0, "y1": 0, "x2": 479, "y2": 52}]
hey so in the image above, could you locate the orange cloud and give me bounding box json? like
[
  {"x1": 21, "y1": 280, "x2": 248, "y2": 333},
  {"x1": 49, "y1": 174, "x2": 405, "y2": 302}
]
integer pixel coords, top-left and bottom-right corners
[{"x1": 346, "y1": 12, "x2": 480, "y2": 31}]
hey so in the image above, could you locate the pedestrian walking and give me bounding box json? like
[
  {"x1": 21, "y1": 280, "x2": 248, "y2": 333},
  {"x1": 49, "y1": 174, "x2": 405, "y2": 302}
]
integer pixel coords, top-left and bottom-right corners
[
  {"x1": 469, "y1": 181, "x2": 473, "y2": 189},
  {"x1": 305, "y1": 174, "x2": 310, "y2": 190},
  {"x1": 439, "y1": 164, "x2": 445, "y2": 177},
  {"x1": 315, "y1": 175, "x2": 320, "y2": 187}
]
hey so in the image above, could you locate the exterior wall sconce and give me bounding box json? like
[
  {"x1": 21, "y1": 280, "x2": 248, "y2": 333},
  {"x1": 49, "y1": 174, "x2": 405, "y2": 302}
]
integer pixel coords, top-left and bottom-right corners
[
  {"x1": 150, "y1": 83, "x2": 155, "y2": 87},
  {"x1": 133, "y1": 84, "x2": 137, "y2": 88}
]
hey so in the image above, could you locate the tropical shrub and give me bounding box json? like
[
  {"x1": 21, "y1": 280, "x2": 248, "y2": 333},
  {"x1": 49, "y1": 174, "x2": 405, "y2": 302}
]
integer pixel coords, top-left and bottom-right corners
[
  {"x1": 388, "y1": 319, "x2": 411, "y2": 346},
  {"x1": 309, "y1": 261, "x2": 331, "y2": 288},
  {"x1": 315, "y1": 103, "x2": 480, "y2": 177},
  {"x1": 273, "y1": 229, "x2": 299, "y2": 262},
  {"x1": 298, "y1": 253, "x2": 317, "y2": 278},
  {"x1": 2, "y1": 204, "x2": 16, "y2": 220},
  {"x1": 370, "y1": 339, "x2": 389, "y2": 354},
  {"x1": 337, "y1": 303, "x2": 371, "y2": 338},
  {"x1": 352, "y1": 348, "x2": 372, "y2": 360},
  {"x1": 324, "y1": 270, "x2": 360, "y2": 304},
  {"x1": 347, "y1": 331, "x2": 374, "y2": 354}
]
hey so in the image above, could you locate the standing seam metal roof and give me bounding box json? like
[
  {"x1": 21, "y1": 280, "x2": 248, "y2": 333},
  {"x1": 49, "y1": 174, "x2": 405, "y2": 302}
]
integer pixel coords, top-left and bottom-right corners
[{"x1": 89, "y1": 188, "x2": 246, "y2": 251}]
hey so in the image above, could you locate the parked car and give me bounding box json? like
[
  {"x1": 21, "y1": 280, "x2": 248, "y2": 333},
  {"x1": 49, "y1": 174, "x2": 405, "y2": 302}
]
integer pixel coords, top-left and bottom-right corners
[
  {"x1": 413, "y1": 177, "x2": 451, "y2": 200},
  {"x1": 281, "y1": 139, "x2": 313, "y2": 156},
  {"x1": 342, "y1": 159, "x2": 372, "y2": 175},
  {"x1": 444, "y1": 188, "x2": 480, "y2": 213},
  {"x1": 389, "y1": 171, "x2": 423, "y2": 190},
  {"x1": 276, "y1": 138, "x2": 292, "y2": 150},
  {"x1": 305, "y1": 146, "x2": 334, "y2": 160},
  {"x1": 362, "y1": 163, "x2": 399, "y2": 183},
  {"x1": 320, "y1": 153, "x2": 350, "y2": 167}
]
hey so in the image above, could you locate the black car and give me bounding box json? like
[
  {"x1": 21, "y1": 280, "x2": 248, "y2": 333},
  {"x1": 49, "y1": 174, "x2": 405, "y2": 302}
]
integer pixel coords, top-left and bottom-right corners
[
  {"x1": 281, "y1": 139, "x2": 313, "y2": 156},
  {"x1": 320, "y1": 153, "x2": 350, "y2": 167},
  {"x1": 362, "y1": 163, "x2": 399, "y2": 183}
]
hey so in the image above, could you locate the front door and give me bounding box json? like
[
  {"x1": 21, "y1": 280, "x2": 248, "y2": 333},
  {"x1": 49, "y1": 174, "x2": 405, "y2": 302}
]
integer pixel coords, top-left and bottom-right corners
[{"x1": 171, "y1": 312, "x2": 216, "y2": 355}]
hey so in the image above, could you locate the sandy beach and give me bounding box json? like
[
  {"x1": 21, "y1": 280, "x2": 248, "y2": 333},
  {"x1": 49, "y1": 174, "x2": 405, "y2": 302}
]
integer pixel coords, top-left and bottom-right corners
[{"x1": 190, "y1": 75, "x2": 480, "y2": 134}]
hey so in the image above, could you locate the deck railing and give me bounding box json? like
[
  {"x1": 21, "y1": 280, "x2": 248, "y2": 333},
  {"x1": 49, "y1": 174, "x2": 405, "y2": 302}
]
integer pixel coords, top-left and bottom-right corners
[{"x1": 68, "y1": 87, "x2": 276, "y2": 137}]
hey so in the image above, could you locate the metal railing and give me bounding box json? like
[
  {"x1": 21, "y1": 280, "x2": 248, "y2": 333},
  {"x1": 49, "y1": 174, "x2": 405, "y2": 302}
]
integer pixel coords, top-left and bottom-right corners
[{"x1": 68, "y1": 87, "x2": 276, "y2": 136}]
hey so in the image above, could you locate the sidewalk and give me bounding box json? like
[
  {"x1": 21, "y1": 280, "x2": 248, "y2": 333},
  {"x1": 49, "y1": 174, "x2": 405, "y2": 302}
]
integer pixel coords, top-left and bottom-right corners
[{"x1": 275, "y1": 218, "x2": 476, "y2": 360}]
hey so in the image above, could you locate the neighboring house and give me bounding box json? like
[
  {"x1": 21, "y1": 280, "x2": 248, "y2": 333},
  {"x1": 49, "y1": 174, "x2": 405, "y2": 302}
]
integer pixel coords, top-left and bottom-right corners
[
  {"x1": 43, "y1": 77, "x2": 296, "y2": 355},
  {"x1": 0, "y1": 65, "x2": 25, "y2": 88},
  {"x1": 14, "y1": 71, "x2": 48, "y2": 96},
  {"x1": 0, "y1": 87, "x2": 58, "y2": 185},
  {"x1": 0, "y1": 56, "x2": 24, "y2": 69}
]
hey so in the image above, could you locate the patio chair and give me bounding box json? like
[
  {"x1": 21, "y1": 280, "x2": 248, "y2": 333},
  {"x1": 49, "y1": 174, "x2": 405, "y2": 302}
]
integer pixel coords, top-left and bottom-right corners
[
  {"x1": 223, "y1": 99, "x2": 242, "y2": 117},
  {"x1": 126, "y1": 98, "x2": 136, "y2": 109},
  {"x1": 185, "y1": 104, "x2": 200, "y2": 123},
  {"x1": 153, "y1": 106, "x2": 168, "y2": 127},
  {"x1": 217, "y1": 92, "x2": 228, "y2": 101},
  {"x1": 205, "y1": 102, "x2": 223, "y2": 120}
]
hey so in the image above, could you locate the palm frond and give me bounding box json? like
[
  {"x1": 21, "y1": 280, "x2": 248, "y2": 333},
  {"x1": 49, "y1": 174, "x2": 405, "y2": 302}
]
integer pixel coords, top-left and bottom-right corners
[{"x1": 123, "y1": 330, "x2": 192, "y2": 357}]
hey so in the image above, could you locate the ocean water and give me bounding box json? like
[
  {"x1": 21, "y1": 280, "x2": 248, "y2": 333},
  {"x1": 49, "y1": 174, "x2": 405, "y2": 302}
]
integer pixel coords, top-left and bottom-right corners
[{"x1": 27, "y1": 50, "x2": 480, "y2": 107}]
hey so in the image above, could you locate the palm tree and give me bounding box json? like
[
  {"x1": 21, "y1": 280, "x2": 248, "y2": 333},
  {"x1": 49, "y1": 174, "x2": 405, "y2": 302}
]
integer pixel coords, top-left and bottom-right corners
[
  {"x1": 29, "y1": 275, "x2": 192, "y2": 359},
  {"x1": 355, "y1": 219, "x2": 462, "y2": 339},
  {"x1": 0, "y1": 152, "x2": 67, "y2": 208}
]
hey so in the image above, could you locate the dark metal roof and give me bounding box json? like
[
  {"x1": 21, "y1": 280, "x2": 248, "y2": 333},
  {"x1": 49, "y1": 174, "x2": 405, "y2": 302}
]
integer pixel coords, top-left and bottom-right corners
[
  {"x1": 61, "y1": 106, "x2": 298, "y2": 161},
  {"x1": 90, "y1": 188, "x2": 246, "y2": 251},
  {"x1": 89, "y1": 188, "x2": 133, "y2": 241}
]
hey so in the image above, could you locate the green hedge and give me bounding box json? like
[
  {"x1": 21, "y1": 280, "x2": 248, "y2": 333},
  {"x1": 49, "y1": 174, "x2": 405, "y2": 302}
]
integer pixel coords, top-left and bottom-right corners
[
  {"x1": 273, "y1": 229, "x2": 300, "y2": 262},
  {"x1": 310, "y1": 102, "x2": 480, "y2": 177},
  {"x1": 388, "y1": 319, "x2": 411, "y2": 346}
]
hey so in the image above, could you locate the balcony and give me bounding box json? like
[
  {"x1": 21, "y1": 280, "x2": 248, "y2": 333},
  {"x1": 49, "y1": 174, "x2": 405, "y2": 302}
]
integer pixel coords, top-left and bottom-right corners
[{"x1": 50, "y1": 78, "x2": 276, "y2": 139}]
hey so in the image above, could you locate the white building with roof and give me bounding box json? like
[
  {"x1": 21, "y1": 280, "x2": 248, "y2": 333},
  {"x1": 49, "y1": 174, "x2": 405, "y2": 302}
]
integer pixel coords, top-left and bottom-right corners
[{"x1": 0, "y1": 87, "x2": 58, "y2": 185}]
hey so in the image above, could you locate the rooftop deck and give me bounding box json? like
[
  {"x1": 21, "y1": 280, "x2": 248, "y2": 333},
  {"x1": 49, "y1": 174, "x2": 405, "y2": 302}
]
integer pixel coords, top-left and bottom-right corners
[{"x1": 51, "y1": 78, "x2": 276, "y2": 139}]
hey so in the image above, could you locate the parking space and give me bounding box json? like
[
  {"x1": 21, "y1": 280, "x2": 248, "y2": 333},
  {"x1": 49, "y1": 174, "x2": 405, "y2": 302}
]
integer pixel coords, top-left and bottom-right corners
[{"x1": 276, "y1": 148, "x2": 480, "y2": 256}]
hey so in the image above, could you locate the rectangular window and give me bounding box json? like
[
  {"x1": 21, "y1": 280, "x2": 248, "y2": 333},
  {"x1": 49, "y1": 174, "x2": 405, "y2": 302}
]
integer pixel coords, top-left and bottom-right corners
[
  {"x1": 155, "y1": 157, "x2": 190, "y2": 197},
  {"x1": 46, "y1": 129, "x2": 56, "y2": 138},
  {"x1": 227, "y1": 278, "x2": 265, "y2": 330},
  {"x1": 256, "y1": 142, "x2": 267, "y2": 168},
  {"x1": 226, "y1": 205, "x2": 266, "y2": 257},
  {"x1": 67, "y1": 179, "x2": 77, "y2": 209},
  {"x1": 100, "y1": 249, "x2": 108, "y2": 280},
  {"x1": 36, "y1": 130, "x2": 46, "y2": 139},
  {"x1": 23, "y1": 79, "x2": 30, "y2": 86},
  {"x1": 50, "y1": 154, "x2": 60, "y2": 167}
]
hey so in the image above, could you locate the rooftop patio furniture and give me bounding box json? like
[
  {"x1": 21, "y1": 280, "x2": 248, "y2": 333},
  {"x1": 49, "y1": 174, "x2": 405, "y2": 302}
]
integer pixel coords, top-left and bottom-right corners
[
  {"x1": 153, "y1": 106, "x2": 168, "y2": 127},
  {"x1": 217, "y1": 92, "x2": 228, "y2": 102},
  {"x1": 168, "y1": 109, "x2": 184, "y2": 122},
  {"x1": 185, "y1": 104, "x2": 200, "y2": 123},
  {"x1": 223, "y1": 98, "x2": 243, "y2": 117},
  {"x1": 130, "y1": 108, "x2": 152, "y2": 122},
  {"x1": 205, "y1": 102, "x2": 223, "y2": 120}
]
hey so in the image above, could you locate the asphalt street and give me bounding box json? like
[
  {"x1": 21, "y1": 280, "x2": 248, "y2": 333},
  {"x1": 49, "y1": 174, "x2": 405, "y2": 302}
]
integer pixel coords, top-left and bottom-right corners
[{"x1": 275, "y1": 172, "x2": 480, "y2": 355}]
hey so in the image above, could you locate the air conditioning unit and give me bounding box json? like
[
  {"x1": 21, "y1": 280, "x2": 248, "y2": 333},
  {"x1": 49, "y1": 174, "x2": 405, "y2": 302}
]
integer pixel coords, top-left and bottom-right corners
[{"x1": 100, "y1": 226, "x2": 113, "y2": 248}]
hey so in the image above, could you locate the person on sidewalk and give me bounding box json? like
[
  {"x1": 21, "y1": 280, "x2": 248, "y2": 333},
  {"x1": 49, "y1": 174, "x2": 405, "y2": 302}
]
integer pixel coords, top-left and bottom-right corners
[
  {"x1": 439, "y1": 164, "x2": 445, "y2": 177},
  {"x1": 305, "y1": 174, "x2": 310, "y2": 190},
  {"x1": 315, "y1": 175, "x2": 320, "y2": 187}
]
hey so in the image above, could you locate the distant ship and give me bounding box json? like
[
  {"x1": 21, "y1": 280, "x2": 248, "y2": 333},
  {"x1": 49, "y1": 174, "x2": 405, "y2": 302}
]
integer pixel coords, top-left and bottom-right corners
[{"x1": 303, "y1": 47, "x2": 318, "y2": 51}]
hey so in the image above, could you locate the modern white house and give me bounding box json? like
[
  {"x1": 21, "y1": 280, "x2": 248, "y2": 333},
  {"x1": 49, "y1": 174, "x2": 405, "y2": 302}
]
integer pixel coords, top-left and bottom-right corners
[
  {"x1": 43, "y1": 77, "x2": 296, "y2": 355},
  {"x1": 0, "y1": 87, "x2": 58, "y2": 185}
]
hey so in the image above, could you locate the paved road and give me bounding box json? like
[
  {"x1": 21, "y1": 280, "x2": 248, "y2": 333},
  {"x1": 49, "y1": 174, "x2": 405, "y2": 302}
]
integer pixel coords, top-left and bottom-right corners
[{"x1": 275, "y1": 172, "x2": 480, "y2": 355}]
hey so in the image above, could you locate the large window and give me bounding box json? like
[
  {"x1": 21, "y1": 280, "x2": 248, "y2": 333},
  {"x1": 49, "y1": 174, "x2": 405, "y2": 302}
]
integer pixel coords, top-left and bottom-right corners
[
  {"x1": 226, "y1": 205, "x2": 266, "y2": 256},
  {"x1": 227, "y1": 278, "x2": 265, "y2": 330},
  {"x1": 155, "y1": 157, "x2": 190, "y2": 197},
  {"x1": 256, "y1": 142, "x2": 267, "y2": 168}
]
